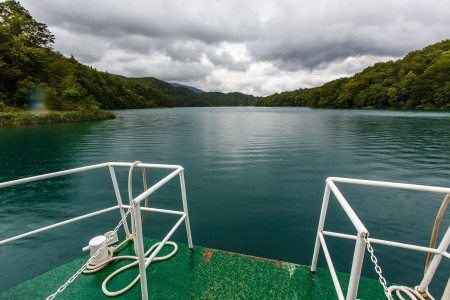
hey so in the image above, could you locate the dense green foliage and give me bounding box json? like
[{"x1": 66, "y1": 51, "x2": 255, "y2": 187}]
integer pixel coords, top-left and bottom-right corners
[
  {"x1": 197, "y1": 92, "x2": 256, "y2": 106},
  {"x1": 0, "y1": 110, "x2": 115, "y2": 125},
  {"x1": 255, "y1": 40, "x2": 450, "y2": 109}
]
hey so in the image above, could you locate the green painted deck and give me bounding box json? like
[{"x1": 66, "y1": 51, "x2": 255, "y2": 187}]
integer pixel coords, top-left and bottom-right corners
[{"x1": 0, "y1": 238, "x2": 386, "y2": 299}]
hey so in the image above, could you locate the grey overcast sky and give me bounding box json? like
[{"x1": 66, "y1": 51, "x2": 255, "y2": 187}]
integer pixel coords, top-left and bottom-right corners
[{"x1": 21, "y1": 0, "x2": 450, "y2": 96}]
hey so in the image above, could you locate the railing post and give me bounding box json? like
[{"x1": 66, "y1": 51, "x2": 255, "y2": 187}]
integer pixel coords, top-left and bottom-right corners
[
  {"x1": 179, "y1": 170, "x2": 193, "y2": 249},
  {"x1": 346, "y1": 232, "x2": 367, "y2": 300},
  {"x1": 109, "y1": 165, "x2": 131, "y2": 236},
  {"x1": 311, "y1": 182, "x2": 331, "y2": 272},
  {"x1": 418, "y1": 226, "x2": 450, "y2": 293},
  {"x1": 133, "y1": 201, "x2": 149, "y2": 300}
]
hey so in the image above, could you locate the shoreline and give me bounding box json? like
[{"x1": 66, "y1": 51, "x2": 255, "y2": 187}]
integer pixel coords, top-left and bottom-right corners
[{"x1": 0, "y1": 110, "x2": 116, "y2": 126}]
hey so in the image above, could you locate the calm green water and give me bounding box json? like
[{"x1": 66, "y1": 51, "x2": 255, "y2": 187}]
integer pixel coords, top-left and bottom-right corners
[{"x1": 1, "y1": 107, "x2": 449, "y2": 297}]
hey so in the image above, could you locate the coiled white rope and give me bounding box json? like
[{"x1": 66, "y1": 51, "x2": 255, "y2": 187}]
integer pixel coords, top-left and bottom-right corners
[
  {"x1": 365, "y1": 237, "x2": 436, "y2": 300},
  {"x1": 82, "y1": 161, "x2": 178, "y2": 296},
  {"x1": 47, "y1": 201, "x2": 136, "y2": 300},
  {"x1": 387, "y1": 286, "x2": 434, "y2": 300},
  {"x1": 84, "y1": 240, "x2": 177, "y2": 296}
]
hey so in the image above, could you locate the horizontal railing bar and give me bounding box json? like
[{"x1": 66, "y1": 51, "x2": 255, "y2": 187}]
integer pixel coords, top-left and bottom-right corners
[
  {"x1": 145, "y1": 214, "x2": 187, "y2": 267},
  {"x1": 120, "y1": 205, "x2": 184, "y2": 216},
  {"x1": 133, "y1": 167, "x2": 184, "y2": 205},
  {"x1": 0, "y1": 205, "x2": 120, "y2": 246},
  {"x1": 0, "y1": 163, "x2": 109, "y2": 188},
  {"x1": 318, "y1": 232, "x2": 345, "y2": 300},
  {"x1": 326, "y1": 178, "x2": 368, "y2": 234},
  {"x1": 329, "y1": 177, "x2": 450, "y2": 194},
  {"x1": 444, "y1": 252, "x2": 450, "y2": 259},
  {"x1": 323, "y1": 231, "x2": 442, "y2": 255},
  {"x1": 108, "y1": 162, "x2": 182, "y2": 170},
  {"x1": 323, "y1": 231, "x2": 359, "y2": 240},
  {"x1": 369, "y1": 237, "x2": 434, "y2": 254},
  {"x1": 0, "y1": 162, "x2": 183, "y2": 189}
]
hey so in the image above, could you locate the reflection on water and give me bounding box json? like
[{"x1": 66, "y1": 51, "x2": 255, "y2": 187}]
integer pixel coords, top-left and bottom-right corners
[{"x1": 0, "y1": 107, "x2": 449, "y2": 296}]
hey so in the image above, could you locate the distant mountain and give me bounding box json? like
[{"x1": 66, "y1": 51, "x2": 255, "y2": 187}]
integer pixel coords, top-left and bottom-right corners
[
  {"x1": 128, "y1": 77, "x2": 209, "y2": 107},
  {"x1": 255, "y1": 40, "x2": 450, "y2": 109},
  {"x1": 130, "y1": 77, "x2": 255, "y2": 107},
  {"x1": 168, "y1": 83, "x2": 204, "y2": 94}
]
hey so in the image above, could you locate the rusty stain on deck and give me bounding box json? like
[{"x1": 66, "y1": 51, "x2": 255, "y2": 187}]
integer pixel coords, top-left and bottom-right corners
[
  {"x1": 225, "y1": 250, "x2": 283, "y2": 267},
  {"x1": 203, "y1": 249, "x2": 214, "y2": 263}
]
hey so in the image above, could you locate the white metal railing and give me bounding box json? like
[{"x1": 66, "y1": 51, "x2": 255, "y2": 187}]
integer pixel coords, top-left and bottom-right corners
[
  {"x1": 311, "y1": 177, "x2": 450, "y2": 300},
  {"x1": 0, "y1": 162, "x2": 193, "y2": 300}
]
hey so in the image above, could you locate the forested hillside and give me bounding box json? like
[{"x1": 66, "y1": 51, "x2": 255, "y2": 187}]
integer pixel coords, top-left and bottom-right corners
[
  {"x1": 130, "y1": 77, "x2": 256, "y2": 107},
  {"x1": 255, "y1": 40, "x2": 450, "y2": 109},
  {"x1": 197, "y1": 92, "x2": 256, "y2": 106},
  {"x1": 0, "y1": 0, "x2": 173, "y2": 111},
  {"x1": 128, "y1": 77, "x2": 210, "y2": 107}
]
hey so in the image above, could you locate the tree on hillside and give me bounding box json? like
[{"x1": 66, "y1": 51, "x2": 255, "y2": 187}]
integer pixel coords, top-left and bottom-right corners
[
  {"x1": 0, "y1": 0, "x2": 55, "y2": 106},
  {"x1": 0, "y1": 0, "x2": 54, "y2": 49}
]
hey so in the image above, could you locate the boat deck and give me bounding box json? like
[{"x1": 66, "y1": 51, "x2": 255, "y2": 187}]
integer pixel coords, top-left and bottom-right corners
[{"x1": 0, "y1": 238, "x2": 386, "y2": 299}]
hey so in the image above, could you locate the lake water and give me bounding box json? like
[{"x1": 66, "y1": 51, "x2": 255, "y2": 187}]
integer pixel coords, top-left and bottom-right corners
[{"x1": 1, "y1": 107, "x2": 449, "y2": 297}]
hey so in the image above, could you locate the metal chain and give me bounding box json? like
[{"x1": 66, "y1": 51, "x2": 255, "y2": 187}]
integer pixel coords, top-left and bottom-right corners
[
  {"x1": 364, "y1": 236, "x2": 393, "y2": 300},
  {"x1": 46, "y1": 202, "x2": 136, "y2": 300}
]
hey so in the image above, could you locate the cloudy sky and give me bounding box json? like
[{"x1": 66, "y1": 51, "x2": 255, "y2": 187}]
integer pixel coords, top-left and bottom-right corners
[{"x1": 22, "y1": 0, "x2": 450, "y2": 96}]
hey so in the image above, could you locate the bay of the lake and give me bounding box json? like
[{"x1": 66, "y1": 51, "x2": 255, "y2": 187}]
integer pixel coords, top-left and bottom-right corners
[{"x1": 1, "y1": 107, "x2": 449, "y2": 297}]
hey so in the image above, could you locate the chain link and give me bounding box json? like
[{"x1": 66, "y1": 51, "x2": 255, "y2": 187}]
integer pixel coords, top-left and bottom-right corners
[
  {"x1": 364, "y1": 236, "x2": 393, "y2": 300},
  {"x1": 46, "y1": 202, "x2": 136, "y2": 300}
]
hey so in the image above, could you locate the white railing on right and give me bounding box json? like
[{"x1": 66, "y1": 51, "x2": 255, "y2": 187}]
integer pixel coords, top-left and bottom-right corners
[{"x1": 311, "y1": 177, "x2": 450, "y2": 300}]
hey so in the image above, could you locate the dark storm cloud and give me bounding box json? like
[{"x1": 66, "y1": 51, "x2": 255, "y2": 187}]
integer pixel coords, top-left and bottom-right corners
[
  {"x1": 207, "y1": 51, "x2": 249, "y2": 72},
  {"x1": 26, "y1": 0, "x2": 450, "y2": 68},
  {"x1": 165, "y1": 41, "x2": 205, "y2": 63},
  {"x1": 246, "y1": 0, "x2": 450, "y2": 71},
  {"x1": 249, "y1": 39, "x2": 396, "y2": 72},
  {"x1": 24, "y1": 0, "x2": 261, "y2": 42},
  {"x1": 120, "y1": 57, "x2": 212, "y2": 82},
  {"x1": 24, "y1": 0, "x2": 261, "y2": 70}
]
